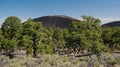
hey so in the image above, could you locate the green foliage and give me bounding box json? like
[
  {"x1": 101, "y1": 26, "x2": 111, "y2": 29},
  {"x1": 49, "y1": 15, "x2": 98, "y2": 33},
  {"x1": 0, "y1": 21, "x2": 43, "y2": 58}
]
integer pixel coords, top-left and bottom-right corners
[
  {"x1": 1, "y1": 38, "x2": 17, "y2": 52},
  {"x1": 53, "y1": 28, "x2": 63, "y2": 40},
  {"x1": 102, "y1": 27, "x2": 120, "y2": 50},
  {"x1": 1, "y1": 16, "x2": 22, "y2": 53},
  {"x1": 23, "y1": 18, "x2": 46, "y2": 57},
  {"x1": 1, "y1": 16, "x2": 22, "y2": 39},
  {"x1": 41, "y1": 27, "x2": 53, "y2": 46},
  {"x1": 17, "y1": 35, "x2": 33, "y2": 48},
  {"x1": 67, "y1": 16, "x2": 104, "y2": 54},
  {"x1": 0, "y1": 29, "x2": 4, "y2": 50},
  {"x1": 53, "y1": 27, "x2": 65, "y2": 48},
  {"x1": 37, "y1": 44, "x2": 54, "y2": 54},
  {"x1": 0, "y1": 15, "x2": 120, "y2": 57},
  {"x1": 26, "y1": 46, "x2": 32, "y2": 55}
]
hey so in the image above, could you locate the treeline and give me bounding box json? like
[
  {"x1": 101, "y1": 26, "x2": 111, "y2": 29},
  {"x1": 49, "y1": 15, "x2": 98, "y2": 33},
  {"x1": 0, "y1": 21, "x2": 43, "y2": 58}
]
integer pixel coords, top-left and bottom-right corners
[{"x1": 0, "y1": 16, "x2": 120, "y2": 57}]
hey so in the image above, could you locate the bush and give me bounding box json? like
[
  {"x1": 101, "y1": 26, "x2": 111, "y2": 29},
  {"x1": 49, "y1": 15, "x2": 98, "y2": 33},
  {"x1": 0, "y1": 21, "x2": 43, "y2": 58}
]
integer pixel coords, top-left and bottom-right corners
[{"x1": 37, "y1": 44, "x2": 54, "y2": 54}]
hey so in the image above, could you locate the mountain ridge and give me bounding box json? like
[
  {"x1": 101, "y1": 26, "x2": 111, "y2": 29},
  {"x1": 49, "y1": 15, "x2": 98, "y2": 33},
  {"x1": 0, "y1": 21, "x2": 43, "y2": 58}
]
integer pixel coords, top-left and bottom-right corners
[
  {"x1": 33, "y1": 15, "x2": 120, "y2": 28},
  {"x1": 102, "y1": 21, "x2": 120, "y2": 27},
  {"x1": 33, "y1": 15, "x2": 78, "y2": 28}
]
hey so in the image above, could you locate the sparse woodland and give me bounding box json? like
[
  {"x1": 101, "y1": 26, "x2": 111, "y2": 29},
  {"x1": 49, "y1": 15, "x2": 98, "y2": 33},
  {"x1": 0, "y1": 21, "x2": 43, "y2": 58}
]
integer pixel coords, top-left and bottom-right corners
[
  {"x1": 0, "y1": 16, "x2": 120, "y2": 67},
  {"x1": 0, "y1": 16, "x2": 120, "y2": 57}
]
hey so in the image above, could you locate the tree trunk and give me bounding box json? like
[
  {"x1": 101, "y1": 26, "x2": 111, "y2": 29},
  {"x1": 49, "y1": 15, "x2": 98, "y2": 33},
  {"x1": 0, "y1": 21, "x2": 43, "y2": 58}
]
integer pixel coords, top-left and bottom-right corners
[
  {"x1": 33, "y1": 45, "x2": 37, "y2": 57},
  {"x1": 33, "y1": 34, "x2": 37, "y2": 57}
]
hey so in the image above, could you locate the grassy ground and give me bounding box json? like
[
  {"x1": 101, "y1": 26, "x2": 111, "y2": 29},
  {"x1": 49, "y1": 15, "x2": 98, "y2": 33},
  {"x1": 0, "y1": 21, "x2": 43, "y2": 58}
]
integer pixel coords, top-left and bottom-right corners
[{"x1": 0, "y1": 53, "x2": 120, "y2": 67}]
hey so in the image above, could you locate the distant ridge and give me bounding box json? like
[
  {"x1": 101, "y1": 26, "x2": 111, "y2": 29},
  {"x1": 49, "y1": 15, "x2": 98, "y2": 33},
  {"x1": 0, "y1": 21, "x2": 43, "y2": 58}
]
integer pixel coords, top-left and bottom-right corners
[
  {"x1": 33, "y1": 15, "x2": 78, "y2": 28},
  {"x1": 102, "y1": 21, "x2": 120, "y2": 27}
]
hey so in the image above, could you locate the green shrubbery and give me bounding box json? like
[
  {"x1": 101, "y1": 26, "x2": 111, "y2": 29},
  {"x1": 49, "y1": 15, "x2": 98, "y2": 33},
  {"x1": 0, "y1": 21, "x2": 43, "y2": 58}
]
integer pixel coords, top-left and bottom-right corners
[
  {"x1": 0, "y1": 16, "x2": 119, "y2": 58},
  {"x1": 37, "y1": 44, "x2": 54, "y2": 54}
]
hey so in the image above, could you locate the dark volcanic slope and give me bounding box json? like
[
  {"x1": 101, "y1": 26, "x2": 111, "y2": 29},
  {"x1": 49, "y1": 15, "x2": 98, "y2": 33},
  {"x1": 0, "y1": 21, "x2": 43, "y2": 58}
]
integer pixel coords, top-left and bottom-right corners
[
  {"x1": 102, "y1": 21, "x2": 120, "y2": 27},
  {"x1": 33, "y1": 15, "x2": 78, "y2": 28}
]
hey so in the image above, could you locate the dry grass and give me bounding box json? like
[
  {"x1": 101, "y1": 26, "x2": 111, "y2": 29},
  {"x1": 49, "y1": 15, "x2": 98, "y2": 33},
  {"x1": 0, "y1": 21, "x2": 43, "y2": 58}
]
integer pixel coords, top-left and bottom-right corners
[{"x1": 0, "y1": 53, "x2": 119, "y2": 67}]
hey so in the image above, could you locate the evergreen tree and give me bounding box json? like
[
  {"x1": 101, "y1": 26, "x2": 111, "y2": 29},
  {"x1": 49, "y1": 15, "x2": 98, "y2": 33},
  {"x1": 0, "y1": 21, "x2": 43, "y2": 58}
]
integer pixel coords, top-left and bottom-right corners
[
  {"x1": 23, "y1": 18, "x2": 43, "y2": 57},
  {"x1": 1, "y1": 16, "x2": 22, "y2": 39},
  {"x1": 52, "y1": 27, "x2": 65, "y2": 54},
  {"x1": 17, "y1": 35, "x2": 33, "y2": 56},
  {"x1": 0, "y1": 29, "x2": 4, "y2": 51},
  {"x1": 38, "y1": 27, "x2": 54, "y2": 54},
  {"x1": 68, "y1": 16, "x2": 104, "y2": 54},
  {"x1": 102, "y1": 27, "x2": 120, "y2": 51},
  {"x1": 1, "y1": 16, "x2": 22, "y2": 53}
]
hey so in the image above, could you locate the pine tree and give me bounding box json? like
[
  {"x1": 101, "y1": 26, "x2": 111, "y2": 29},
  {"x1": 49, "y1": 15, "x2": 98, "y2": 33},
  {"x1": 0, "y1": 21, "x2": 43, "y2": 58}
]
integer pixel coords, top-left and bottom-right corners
[
  {"x1": 1, "y1": 16, "x2": 22, "y2": 54},
  {"x1": 1, "y1": 16, "x2": 22, "y2": 39},
  {"x1": 102, "y1": 27, "x2": 120, "y2": 51},
  {"x1": 68, "y1": 16, "x2": 104, "y2": 55},
  {"x1": 52, "y1": 27, "x2": 65, "y2": 54},
  {"x1": 23, "y1": 18, "x2": 43, "y2": 57}
]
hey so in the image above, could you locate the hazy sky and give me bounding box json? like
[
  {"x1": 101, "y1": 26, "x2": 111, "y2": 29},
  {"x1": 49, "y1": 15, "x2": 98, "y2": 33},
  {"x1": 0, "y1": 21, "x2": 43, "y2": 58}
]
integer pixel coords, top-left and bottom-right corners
[{"x1": 0, "y1": 0, "x2": 120, "y2": 25}]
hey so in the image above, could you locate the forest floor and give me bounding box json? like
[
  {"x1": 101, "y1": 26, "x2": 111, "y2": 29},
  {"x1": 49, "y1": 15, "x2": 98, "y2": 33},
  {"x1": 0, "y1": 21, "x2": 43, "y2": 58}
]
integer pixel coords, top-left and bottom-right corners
[{"x1": 0, "y1": 52, "x2": 120, "y2": 67}]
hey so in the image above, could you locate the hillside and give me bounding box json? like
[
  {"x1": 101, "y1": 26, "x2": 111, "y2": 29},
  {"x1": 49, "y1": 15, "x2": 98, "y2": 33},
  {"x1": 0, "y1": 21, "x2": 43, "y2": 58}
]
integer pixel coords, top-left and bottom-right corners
[
  {"x1": 33, "y1": 15, "x2": 78, "y2": 28},
  {"x1": 102, "y1": 21, "x2": 120, "y2": 27}
]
